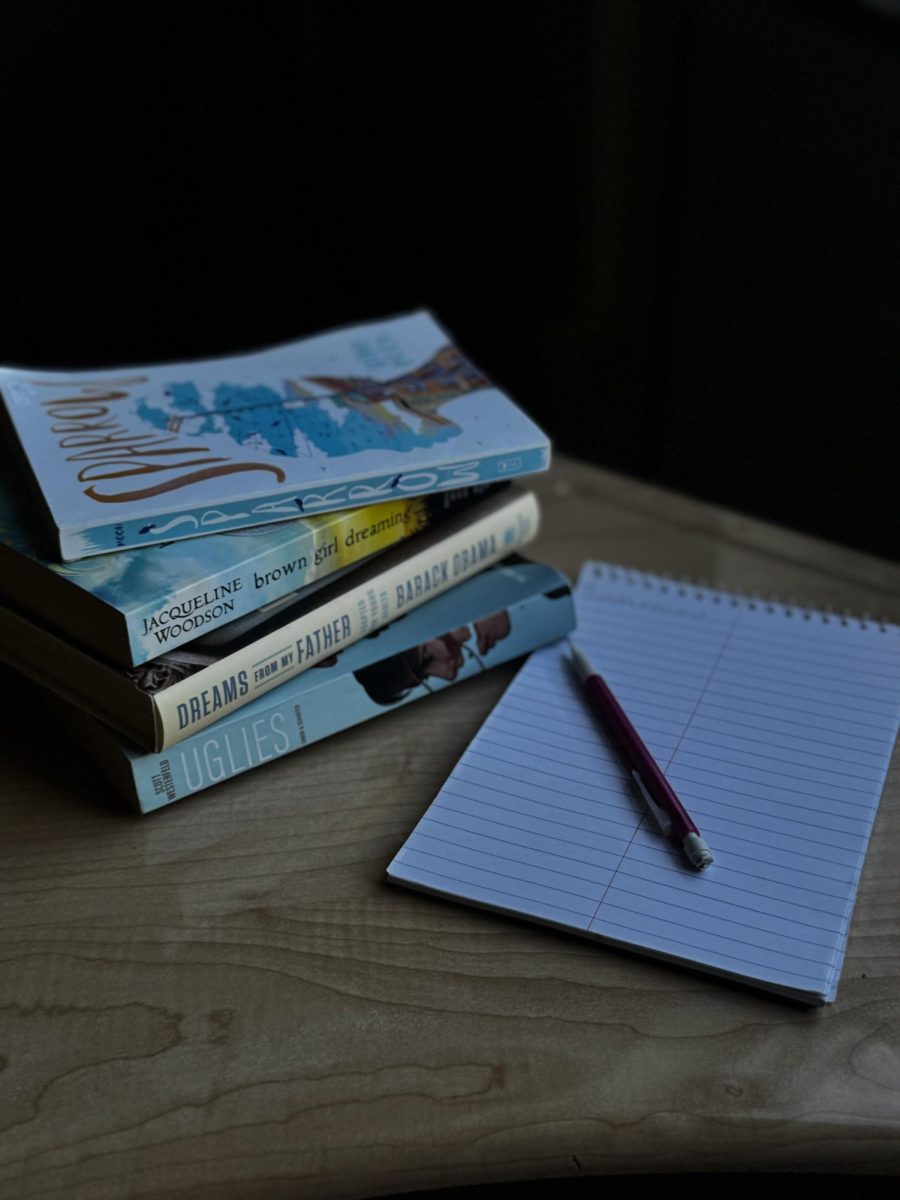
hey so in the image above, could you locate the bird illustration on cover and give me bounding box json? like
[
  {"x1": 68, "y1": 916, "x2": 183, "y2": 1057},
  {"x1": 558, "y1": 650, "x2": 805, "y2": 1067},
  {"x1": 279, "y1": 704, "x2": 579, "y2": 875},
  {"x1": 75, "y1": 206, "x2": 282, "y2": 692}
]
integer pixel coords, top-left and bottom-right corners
[{"x1": 135, "y1": 345, "x2": 487, "y2": 459}]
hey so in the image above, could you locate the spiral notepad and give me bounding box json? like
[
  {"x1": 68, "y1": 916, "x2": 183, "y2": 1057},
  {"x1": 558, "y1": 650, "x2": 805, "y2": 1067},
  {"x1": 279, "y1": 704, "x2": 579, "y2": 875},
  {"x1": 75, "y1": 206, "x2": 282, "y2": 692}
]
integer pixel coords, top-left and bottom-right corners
[{"x1": 387, "y1": 562, "x2": 900, "y2": 1003}]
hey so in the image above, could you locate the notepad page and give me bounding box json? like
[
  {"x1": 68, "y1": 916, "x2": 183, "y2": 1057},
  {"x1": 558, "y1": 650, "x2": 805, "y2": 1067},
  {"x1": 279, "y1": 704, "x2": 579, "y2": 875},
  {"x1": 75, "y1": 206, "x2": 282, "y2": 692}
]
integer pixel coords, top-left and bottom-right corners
[{"x1": 388, "y1": 564, "x2": 900, "y2": 1002}]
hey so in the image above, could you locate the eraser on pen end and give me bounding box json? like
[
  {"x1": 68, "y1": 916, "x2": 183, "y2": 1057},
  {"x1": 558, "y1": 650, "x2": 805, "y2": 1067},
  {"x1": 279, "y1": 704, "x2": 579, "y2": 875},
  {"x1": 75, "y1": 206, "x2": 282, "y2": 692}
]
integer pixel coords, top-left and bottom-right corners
[
  {"x1": 683, "y1": 833, "x2": 714, "y2": 870},
  {"x1": 567, "y1": 640, "x2": 594, "y2": 682}
]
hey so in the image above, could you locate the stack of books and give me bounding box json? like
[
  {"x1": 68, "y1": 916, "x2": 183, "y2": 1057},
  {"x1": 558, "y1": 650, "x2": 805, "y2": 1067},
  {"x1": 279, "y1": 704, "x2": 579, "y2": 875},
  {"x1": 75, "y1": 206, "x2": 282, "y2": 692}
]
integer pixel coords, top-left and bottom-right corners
[{"x1": 0, "y1": 311, "x2": 575, "y2": 811}]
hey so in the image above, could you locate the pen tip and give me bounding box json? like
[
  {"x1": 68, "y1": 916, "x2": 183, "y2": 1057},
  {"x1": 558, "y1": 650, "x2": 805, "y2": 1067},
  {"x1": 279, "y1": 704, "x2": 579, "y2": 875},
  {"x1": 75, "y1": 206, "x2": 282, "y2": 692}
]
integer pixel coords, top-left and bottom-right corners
[{"x1": 683, "y1": 833, "x2": 714, "y2": 870}]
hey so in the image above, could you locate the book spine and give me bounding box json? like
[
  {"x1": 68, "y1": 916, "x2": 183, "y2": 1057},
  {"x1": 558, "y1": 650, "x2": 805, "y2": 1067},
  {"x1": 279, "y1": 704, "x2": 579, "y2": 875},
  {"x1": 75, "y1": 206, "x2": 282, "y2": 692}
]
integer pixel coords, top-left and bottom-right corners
[
  {"x1": 125, "y1": 490, "x2": 488, "y2": 664},
  {"x1": 125, "y1": 576, "x2": 573, "y2": 810},
  {"x1": 155, "y1": 491, "x2": 539, "y2": 749},
  {"x1": 58, "y1": 446, "x2": 550, "y2": 559}
]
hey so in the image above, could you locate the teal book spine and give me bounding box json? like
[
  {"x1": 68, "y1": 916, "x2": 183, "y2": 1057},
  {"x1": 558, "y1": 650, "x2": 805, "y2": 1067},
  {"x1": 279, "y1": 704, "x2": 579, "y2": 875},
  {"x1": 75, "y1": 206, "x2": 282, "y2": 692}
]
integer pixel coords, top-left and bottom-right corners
[
  {"x1": 0, "y1": 470, "x2": 497, "y2": 666},
  {"x1": 63, "y1": 559, "x2": 574, "y2": 811}
]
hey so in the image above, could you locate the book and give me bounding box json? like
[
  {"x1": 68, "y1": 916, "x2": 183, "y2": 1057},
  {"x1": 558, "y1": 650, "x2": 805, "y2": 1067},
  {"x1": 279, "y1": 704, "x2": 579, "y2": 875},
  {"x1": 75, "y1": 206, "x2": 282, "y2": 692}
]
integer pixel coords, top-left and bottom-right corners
[
  {"x1": 0, "y1": 460, "x2": 499, "y2": 666},
  {"x1": 388, "y1": 562, "x2": 900, "y2": 1004},
  {"x1": 0, "y1": 487, "x2": 539, "y2": 752},
  {"x1": 0, "y1": 310, "x2": 550, "y2": 560},
  {"x1": 41, "y1": 558, "x2": 575, "y2": 812}
]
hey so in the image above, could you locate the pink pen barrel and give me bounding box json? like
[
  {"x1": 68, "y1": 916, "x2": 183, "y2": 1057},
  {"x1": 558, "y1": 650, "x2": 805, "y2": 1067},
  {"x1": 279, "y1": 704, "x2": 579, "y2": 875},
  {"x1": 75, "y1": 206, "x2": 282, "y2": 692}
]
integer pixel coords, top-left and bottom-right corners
[
  {"x1": 583, "y1": 671, "x2": 699, "y2": 842},
  {"x1": 569, "y1": 640, "x2": 712, "y2": 869}
]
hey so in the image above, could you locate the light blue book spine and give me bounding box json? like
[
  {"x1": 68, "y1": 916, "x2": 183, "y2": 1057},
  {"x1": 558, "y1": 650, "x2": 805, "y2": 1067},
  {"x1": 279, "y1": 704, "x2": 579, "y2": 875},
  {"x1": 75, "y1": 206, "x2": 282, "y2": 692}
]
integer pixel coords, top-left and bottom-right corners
[
  {"x1": 61, "y1": 448, "x2": 549, "y2": 560},
  {"x1": 0, "y1": 463, "x2": 498, "y2": 666},
  {"x1": 87, "y1": 560, "x2": 574, "y2": 811}
]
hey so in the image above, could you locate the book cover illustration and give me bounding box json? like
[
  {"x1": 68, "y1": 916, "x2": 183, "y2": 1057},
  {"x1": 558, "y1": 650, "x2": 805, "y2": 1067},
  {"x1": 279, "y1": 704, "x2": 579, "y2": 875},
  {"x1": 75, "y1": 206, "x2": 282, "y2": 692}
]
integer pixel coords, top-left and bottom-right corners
[
  {"x1": 0, "y1": 311, "x2": 550, "y2": 559},
  {"x1": 72, "y1": 558, "x2": 575, "y2": 811},
  {"x1": 0, "y1": 463, "x2": 496, "y2": 665}
]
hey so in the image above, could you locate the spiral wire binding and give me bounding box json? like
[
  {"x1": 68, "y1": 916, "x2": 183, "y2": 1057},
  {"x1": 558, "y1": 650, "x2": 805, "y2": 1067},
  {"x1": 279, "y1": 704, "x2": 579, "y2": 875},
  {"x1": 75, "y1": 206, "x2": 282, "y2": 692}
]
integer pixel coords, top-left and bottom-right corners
[{"x1": 589, "y1": 562, "x2": 894, "y2": 632}]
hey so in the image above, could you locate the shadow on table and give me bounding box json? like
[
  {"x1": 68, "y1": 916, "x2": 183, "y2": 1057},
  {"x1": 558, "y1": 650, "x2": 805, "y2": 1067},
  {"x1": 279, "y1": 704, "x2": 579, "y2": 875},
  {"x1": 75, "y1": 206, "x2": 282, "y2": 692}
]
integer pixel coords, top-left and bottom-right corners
[
  {"x1": 0, "y1": 662, "x2": 127, "y2": 818},
  {"x1": 382, "y1": 1176, "x2": 895, "y2": 1200}
]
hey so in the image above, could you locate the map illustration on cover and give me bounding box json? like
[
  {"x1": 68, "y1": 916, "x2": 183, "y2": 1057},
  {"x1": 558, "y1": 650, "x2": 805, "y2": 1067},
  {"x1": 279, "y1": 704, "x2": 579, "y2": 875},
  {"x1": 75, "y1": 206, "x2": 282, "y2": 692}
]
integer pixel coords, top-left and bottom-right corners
[{"x1": 0, "y1": 311, "x2": 549, "y2": 560}]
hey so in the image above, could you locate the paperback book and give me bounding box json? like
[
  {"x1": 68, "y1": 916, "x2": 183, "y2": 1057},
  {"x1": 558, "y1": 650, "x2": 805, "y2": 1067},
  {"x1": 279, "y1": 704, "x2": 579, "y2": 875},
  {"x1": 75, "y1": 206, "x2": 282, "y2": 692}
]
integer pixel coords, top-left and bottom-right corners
[
  {"x1": 0, "y1": 460, "x2": 499, "y2": 666},
  {"x1": 43, "y1": 558, "x2": 575, "y2": 812},
  {"x1": 0, "y1": 310, "x2": 550, "y2": 560},
  {"x1": 0, "y1": 487, "x2": 539, "y2": 751}
]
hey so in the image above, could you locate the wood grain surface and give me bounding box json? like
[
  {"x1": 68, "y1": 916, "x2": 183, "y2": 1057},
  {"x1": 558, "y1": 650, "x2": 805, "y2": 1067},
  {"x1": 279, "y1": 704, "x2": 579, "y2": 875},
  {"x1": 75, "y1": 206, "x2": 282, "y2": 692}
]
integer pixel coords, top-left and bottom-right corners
[{"x1": 1, "y1": 455, "x2": 899, "y2": 1200}]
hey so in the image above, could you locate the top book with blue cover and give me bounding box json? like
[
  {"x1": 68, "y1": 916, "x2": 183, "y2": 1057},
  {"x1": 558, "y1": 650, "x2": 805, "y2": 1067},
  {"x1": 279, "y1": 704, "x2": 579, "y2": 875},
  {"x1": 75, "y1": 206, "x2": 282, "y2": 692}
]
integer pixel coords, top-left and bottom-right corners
[{"x1": 0, "y1": 311, "x2": 550, "y2": 560}]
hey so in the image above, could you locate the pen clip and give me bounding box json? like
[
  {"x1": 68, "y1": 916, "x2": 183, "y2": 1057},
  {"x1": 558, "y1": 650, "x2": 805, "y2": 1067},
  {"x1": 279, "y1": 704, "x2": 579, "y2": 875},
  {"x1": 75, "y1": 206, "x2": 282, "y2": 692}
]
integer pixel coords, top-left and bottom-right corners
[{"x1": 631, "y1": 770, "x2": 672, "y2": 836}]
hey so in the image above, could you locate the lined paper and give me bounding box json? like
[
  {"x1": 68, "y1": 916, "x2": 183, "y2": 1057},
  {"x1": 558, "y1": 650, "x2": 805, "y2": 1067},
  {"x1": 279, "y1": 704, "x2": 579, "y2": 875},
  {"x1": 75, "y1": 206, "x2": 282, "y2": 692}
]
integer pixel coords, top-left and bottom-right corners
[{"x1": 388, "y1": 564, "x2": 900, "y2": 1002}]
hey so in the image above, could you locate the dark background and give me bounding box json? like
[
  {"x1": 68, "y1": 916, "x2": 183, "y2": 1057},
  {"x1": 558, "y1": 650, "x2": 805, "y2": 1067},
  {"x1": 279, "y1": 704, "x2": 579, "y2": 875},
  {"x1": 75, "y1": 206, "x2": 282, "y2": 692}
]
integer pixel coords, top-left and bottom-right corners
[
  {"x1": 2, "y1": 0, "x2": 898, "y2": 559},
  {"x1": 1, "y1": 6, "x2": 898, "y2": 1198}
]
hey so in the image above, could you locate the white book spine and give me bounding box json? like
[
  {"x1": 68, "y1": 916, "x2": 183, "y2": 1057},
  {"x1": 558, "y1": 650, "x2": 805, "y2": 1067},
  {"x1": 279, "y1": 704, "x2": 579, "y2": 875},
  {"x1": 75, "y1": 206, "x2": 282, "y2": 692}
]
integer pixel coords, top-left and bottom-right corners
[{"x1": 155, "y1": 490, "x2": 539, "y2": 749}]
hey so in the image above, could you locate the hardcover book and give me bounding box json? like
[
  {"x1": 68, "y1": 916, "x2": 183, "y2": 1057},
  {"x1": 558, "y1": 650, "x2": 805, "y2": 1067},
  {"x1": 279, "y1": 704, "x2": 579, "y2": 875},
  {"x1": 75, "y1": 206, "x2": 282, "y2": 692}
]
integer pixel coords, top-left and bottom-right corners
[
  {"x1": 42, "y1": 558, "x2": 575, "y2": 812},
  {"x1": 0, "y1": 462, "x2": 499, "y2": 666},
  {"x1": 0, "y1": 310, "x2": 550, "y2": 560},
  {"x1": 0, "y1": 487, "x2": 539, "y2": 751}
]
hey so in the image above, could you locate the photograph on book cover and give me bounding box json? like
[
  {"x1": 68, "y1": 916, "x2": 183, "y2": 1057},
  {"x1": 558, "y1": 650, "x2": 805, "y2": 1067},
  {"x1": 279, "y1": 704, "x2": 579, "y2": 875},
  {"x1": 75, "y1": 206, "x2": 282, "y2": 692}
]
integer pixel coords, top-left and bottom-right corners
[
  {"x1": 0, "y1": 486, "x2": 540, "y2": 753},
  {"x1": 59, "y1": 557, "x2": 575, "y2": 812}
]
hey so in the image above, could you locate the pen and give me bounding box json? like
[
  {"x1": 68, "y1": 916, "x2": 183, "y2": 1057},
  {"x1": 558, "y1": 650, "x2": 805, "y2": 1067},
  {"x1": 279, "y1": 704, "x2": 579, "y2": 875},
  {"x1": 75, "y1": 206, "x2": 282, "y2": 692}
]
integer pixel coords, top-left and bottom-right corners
[{"x1": 568, "y1": 640, "x2": 714, "y2": 870}]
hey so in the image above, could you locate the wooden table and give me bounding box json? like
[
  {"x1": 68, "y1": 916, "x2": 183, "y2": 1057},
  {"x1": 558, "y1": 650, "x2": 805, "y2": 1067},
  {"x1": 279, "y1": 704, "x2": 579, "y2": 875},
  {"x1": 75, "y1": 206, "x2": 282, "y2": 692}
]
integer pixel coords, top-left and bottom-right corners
[{"x1": 2, "y1": 455, "x2": 899, "y2": 1200}]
